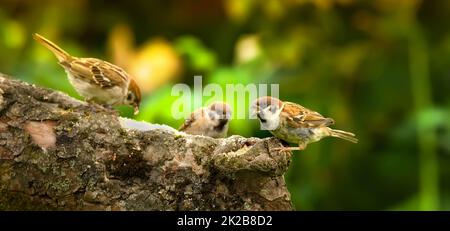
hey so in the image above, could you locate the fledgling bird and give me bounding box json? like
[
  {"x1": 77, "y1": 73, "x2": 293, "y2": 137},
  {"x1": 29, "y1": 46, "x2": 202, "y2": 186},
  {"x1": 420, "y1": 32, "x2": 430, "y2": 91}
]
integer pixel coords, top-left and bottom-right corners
[
  {"x1": 252, "y1": 96, "x2": 358, "y2": 151},
  {"x1": 179, "y1": 102, "x2": 232, "y2": 138},
  {"x1": 33, "y1": 33, "x2": 141, "y2": 114}
]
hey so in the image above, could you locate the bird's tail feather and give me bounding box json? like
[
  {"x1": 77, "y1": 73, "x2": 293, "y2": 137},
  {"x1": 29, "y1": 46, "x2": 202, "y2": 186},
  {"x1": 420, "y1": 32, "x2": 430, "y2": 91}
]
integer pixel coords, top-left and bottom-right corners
[
  {"x1": 33, "y1": 33, "x2": 72, "y2": 62},
  {"x1": 330, "y1": 129, "x2": 358, "y2": 143}
]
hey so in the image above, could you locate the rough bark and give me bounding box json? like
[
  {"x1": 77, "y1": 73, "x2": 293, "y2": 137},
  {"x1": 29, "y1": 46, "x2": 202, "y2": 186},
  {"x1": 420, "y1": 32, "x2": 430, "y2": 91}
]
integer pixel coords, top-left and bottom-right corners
[{"x1": 0, "y1": 74, "x2": 293, "y2": 211}]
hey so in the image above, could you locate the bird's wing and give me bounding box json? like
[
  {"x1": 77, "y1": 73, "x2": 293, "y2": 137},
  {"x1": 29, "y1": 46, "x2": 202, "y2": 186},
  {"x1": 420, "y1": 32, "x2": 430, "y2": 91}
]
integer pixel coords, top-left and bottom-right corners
[
  {"x1": 282, "y1": 102, "x2": 334, "y2": 128},
  {"x1": 179, "y1": 109, "x2": 203, "y2": 131},
  {"x1": 179, "y1": 113, "x2": 195, "y2": 131},
  {"x1": 68, "y1": 58, "x2": 128, "y2": 89}
]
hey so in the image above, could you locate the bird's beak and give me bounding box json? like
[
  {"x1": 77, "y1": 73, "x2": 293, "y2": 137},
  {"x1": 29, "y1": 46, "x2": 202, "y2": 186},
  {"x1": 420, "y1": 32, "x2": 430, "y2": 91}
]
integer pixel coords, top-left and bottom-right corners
[{"x1": 133, "y1": 105, "x2": 140, "y2": 115}]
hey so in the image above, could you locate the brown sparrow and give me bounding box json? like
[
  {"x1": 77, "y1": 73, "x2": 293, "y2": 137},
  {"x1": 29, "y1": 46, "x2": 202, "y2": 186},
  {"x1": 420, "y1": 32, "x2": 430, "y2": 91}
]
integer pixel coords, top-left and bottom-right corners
[
  {"x1": 252, "y1": 96, "x2": 358, "y2": 151},
  {"x1": 33, "y1": 33, "x2": 141, "y2": 114},
  {"x1": 179, "y1": 102, "x2": 232, "y2": 138}
]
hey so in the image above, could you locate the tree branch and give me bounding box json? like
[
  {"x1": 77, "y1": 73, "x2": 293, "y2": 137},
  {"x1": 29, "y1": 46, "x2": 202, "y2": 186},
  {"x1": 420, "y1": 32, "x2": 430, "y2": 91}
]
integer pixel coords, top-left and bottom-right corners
[{"x1": 0, "y1": 74, "x2": 293, "y2": 211}]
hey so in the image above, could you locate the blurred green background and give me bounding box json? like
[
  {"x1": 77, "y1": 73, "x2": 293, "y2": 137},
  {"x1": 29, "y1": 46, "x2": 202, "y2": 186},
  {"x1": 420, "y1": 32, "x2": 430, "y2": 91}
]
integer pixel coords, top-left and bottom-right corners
[{"x1": 0, "y1": 0, "x2": 449, "y2": 210}]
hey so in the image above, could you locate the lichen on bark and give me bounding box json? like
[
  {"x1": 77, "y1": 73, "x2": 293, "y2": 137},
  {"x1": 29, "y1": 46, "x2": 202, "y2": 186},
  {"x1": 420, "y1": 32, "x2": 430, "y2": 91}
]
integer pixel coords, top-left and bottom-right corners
[{"x1": 0, "y1": 74, "x2": 293, "y2": 211}]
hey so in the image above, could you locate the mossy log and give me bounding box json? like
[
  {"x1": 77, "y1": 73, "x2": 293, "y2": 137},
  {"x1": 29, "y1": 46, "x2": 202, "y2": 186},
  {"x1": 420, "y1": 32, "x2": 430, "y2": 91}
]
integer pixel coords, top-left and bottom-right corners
[{"x1": 0, "y1": 74, "x2": 293, "y2": 210}]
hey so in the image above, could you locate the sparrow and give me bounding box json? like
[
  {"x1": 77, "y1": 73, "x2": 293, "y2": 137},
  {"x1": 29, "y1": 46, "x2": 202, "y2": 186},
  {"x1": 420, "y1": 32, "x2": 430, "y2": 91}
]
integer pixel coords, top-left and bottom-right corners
[
  {"x1": 33, "y1": 33, "x2": 141, "y2": 114},
  {"x1": 252, "y1": 96, "x2": 358, "y2": 151},
  {"x1": 179, "y1": 102, "x2": 232, "y2": 138}
]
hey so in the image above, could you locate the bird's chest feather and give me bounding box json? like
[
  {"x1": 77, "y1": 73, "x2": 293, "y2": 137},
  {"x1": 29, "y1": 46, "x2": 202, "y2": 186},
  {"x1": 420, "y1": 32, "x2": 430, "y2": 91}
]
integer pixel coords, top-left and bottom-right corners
[
  {"x1": 66, "y1": 71, "x2": 127, "y2": 105},
  {"x1": 271, "y1": 126, "x2": 311, "y2": 144},
  {"x1": 270, "y1": 119, "x2": 322, "y2": 144}
]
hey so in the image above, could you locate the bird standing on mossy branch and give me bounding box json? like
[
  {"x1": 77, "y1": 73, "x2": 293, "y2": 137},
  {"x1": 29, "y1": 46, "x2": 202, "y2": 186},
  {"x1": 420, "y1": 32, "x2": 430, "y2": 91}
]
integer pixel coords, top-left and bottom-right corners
[
  {"x1": 252, "y1": 96, "x2": 358, "y2": 152},
  {"x1": 33, "y1": 33, "x2": 141, "y2": 114}
]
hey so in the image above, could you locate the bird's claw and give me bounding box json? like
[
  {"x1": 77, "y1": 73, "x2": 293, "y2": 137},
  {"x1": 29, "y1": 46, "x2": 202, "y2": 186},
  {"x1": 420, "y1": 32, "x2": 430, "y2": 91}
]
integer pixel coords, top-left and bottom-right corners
[
  {"x1": 270, "y1": 147, "x2": 294, "y2": 153},
  {"x1": 270, "y1": 145, "x2": 306, "y2": 153},
  {"x1": 86, "y1": 102, "x2": 115, "y2": 114}
]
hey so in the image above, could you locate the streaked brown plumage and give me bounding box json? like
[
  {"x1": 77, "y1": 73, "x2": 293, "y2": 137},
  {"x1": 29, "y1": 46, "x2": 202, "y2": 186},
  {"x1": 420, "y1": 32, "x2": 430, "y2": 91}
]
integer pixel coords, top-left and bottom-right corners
[
  {"x1": 252, "y1": 96, "x2": 357, "y2": 151},
  {"x1": 33, "y1": 33, "x2": 141, "y2": 114},
  {"x1": 180, "y1": 102, "x2": 232, "y2": 138}
]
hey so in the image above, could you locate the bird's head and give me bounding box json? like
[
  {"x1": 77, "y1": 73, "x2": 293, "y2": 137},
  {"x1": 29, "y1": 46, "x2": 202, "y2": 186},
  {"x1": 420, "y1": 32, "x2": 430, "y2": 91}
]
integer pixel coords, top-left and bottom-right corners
[
  {"x1": 125, "y1": 79, "x2": 141, "y2": 115},
  {"x1": 206, "y1": 102, "x2": 232, "y2": 131},
  {"x1": 251, "y1": 96, "x2": 283, "y2": 130}
]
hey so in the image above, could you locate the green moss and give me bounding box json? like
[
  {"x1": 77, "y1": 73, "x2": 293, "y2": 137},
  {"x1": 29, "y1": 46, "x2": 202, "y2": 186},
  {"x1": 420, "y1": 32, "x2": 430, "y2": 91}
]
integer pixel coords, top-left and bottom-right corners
[{"x1": 0, "y1": 188, "x2": 53, "y2": 210}]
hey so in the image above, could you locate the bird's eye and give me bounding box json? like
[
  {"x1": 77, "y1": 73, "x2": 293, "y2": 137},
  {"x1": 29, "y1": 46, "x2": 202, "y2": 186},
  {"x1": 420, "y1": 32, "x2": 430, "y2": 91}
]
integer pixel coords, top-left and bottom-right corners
[{"x1": 127, "y1": 93, "x2": 133, "y2": 101}]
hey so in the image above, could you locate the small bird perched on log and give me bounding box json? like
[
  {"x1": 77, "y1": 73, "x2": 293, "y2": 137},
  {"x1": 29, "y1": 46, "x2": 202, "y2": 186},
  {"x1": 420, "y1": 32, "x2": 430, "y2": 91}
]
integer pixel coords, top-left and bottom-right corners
[
  {"x1": 33, "y1": 33, "x2": 141, "y2": 114},
  {"x1": 252, "y1": 96, "x2": 358, "y2": 151},
  {"x1": 180, "y1": 102, "x2": 232, "y2": 138}
]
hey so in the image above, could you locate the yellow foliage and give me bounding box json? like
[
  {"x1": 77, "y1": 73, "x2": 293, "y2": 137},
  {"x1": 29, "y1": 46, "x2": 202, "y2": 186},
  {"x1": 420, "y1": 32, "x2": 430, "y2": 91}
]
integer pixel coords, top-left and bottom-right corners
[
  {"x1": 108, "y1": 24, "x2": 182, "y2": 95},
  {"x1": 224, "y1": 0, "x2": 254, "y2": 22},
  {"x1": 234, "y1": 34, "x2": 262, "y2": 64},
  {"x1": 130, "y1": 39, "x2": 182, "y2": 94}
]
